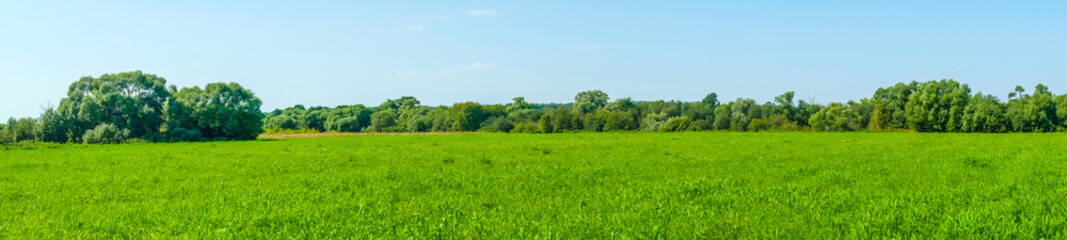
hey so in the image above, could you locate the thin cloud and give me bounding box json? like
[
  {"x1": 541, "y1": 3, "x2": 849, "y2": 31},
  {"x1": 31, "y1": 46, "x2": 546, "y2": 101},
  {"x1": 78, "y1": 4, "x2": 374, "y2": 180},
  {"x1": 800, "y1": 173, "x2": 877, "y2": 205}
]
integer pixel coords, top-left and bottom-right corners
[
  {"x1": 404, "y1": 24, "x2": 428, "y2": 32},
  {"x1": 443, "y1": 62, "x2": 498, "y2": 74},
  {"x1": 466, "y1": 10, "x2": 501, "y2": 17}
]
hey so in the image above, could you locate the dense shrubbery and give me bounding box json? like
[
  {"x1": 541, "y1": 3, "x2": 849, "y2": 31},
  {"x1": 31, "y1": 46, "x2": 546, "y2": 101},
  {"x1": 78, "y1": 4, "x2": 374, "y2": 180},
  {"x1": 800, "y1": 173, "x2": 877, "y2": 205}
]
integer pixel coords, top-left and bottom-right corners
[
  {"x1": 82, "y1": 123, "x2": 130, "y2": 144},
  {"x1": 5, "y1": 76, "x2": 1067, "y2": 146}
]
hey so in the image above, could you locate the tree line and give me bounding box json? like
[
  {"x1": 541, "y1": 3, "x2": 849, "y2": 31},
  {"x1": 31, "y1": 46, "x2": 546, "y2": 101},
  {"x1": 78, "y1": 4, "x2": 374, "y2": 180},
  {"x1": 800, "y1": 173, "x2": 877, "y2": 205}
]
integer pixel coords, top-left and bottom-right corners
[
  {"x1": 1, "y1": 71, "x2": 263, "y2": 144},
  {"x1": 4, "y1": 72, "x2": 1067, "y2": 145},
  {"x1": 263, "y1": 79, "x2": 1067, "y2": 135}
]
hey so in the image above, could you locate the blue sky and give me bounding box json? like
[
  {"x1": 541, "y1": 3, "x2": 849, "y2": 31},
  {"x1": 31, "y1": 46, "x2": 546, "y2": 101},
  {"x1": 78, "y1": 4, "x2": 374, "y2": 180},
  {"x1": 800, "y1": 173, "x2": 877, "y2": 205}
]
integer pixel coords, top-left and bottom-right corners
[{"x1": 1, "y1": 1, "x2": 1065, "y2": 120}]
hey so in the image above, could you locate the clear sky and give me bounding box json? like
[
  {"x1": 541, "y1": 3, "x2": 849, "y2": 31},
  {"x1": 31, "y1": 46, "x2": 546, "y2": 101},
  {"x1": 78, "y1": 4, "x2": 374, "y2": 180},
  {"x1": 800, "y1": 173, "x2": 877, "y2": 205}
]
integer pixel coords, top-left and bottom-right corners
[{"x1": 1, "y1": 1, "x2": 1065, "y2": 120}]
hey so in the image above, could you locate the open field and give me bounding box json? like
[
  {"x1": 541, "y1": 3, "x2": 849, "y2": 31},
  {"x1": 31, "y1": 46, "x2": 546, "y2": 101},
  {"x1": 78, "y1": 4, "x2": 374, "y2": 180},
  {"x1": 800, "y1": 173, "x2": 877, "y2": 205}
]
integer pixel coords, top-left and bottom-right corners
[{"x1": 2, "y1": 132, "x2": 1067, "y2": 238}]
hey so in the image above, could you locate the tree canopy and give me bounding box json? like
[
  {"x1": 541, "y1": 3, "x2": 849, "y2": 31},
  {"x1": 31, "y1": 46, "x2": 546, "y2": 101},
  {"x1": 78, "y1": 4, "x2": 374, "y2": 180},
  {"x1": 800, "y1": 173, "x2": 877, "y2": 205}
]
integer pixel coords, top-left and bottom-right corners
[{"x1": 6, "y1": 75, "x2": 1067, "y2": 145}]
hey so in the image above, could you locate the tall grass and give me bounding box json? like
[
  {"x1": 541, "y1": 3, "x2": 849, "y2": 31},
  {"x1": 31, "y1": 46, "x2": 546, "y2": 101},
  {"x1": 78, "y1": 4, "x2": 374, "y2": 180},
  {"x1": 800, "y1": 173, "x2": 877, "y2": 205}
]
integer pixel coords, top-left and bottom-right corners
[{"x1": 1, "y1": 132, "x2": 1066, "y2": 238}]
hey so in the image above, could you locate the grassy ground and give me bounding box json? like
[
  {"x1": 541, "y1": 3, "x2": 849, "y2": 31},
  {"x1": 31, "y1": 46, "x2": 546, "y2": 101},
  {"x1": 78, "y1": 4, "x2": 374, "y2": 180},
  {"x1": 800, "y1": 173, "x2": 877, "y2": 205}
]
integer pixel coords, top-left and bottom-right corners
[{"x1": 1, "y1": 132, "x2": 1066, "y2": 239}]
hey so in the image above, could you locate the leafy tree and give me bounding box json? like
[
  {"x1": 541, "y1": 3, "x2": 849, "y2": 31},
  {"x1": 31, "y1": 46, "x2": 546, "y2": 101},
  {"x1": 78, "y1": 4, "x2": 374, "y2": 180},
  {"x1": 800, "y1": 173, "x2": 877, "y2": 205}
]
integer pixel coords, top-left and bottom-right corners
[
  {"x1": 641, "y1": 112, "x2": 671, "y2": 131},
  {"x1": 869, "y1": 81, "x2": 917, "y2": 131},
  {"x1": 508, "y1": 109, "x2": 544, "y2": 123},
  {"x1": 602, "y1": 110, "x2": 638, "y2": 131},
  {"x1": 264, "y1": 115, "x2": 299, "y2": 130},
  {"x1": 606, "y1": 97, "x2": 637, "y2": 112},
  {"x1": 581, "y1": 111, "x2": 606, "y2": 131},
  {"x1": 961, "y1": 93, "x2": 1007, "y2": 133},
  {"x1": 480, "y1": 116, "x2": 514, "y2": 132},
  {"x1": 174, "y1": 82, "x2": 265, "y2": 140},
  {"x1": 748, "y1": 114, "x2": 799, "y2": 132},
  {"x1": 449, "y1": 102, "x2": 489, "y2": 131},
  {"x1": 369, "y1": 109, "x2": 399, "y2": 132},
  {"x1": 82, "y1": 123, "x2": 130, "y2": 144},
  {"x1": 1056, "y1": 94, "x2": 1067, "y2": 130},
  {"x1": 507, "y1": 97, "x2": 532, "y2": 113},
  {"x1": 702, "y1": 93, "x2": 719, "y2": 108},
  {"x1": 574, "y1": 90, "x2": 609, "y2": 114},
  {"x1": 712, "y1": 105, "x2": 731, "y2": 130},
  {"x1": 0, "y1": 123, "x2": 9, "y2": 144},
  {"x1": 9, "y1": 118, "x2": 39, "y2": 142},
  {"x1": 511, "y1": 121, "x2": 540, "y2": 133},
  {"x1": 810, "y1": 103, "x2": 862, "y2": 131},
  {"x1": 848, "y1": 99, "x2": 874, "y2": 129},
  {"x1": 304, "y1": 109, "x2": 329, "y2": 132},
  {"x1": 725, "y1": 98, "x2": 758, "y2": 131},
  {"x1": 658, "y1": 116, "x2": 691, "y2": 132},
  {"x1": 539, "y1": 107, "x2": 579, "y2": 132},
  {"x1": 682, "y1": 102, "x2": 715, "y2": 123},
  {"x1": 328, "y1": 117, "x2": 362, "y2": 132},
  {"x1": 904, "y1": 79, "x2": 970, "y2": 132},
  {"x1": 323, "y1": 104, "x2": 372, "y2": 132},
  {"x1": 794, "y1": 99, "x2": 821, "y2": 127},
  {"x1": 57, "y1": 71, "x2": 171, "y2": 142},
  {"x1": 1005, "y1": 84, "x2": 1056, "y2": 132},
  {"x1": 774, "y1": 91, "x2": 796, "y2": 121},
  {"x1": 38, "y1": 108, "x2": 72, "y2": 143}
]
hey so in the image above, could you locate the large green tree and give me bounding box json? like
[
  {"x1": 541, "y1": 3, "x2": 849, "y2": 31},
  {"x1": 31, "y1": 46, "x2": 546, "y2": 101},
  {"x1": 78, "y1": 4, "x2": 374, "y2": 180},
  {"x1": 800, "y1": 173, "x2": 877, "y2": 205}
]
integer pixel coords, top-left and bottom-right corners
[
  {"x1": 810, "y1": 103, "x2": 862, "y2": 132},
  {"x1": 574, "y1": 90, "x2": 609, "y2": 114},
  {"x1": 1005, "y1": 84, "x2": 1057, "y2": 132},
  {"x1": 960, "y1": 93, "x2": 1007, "y2": 133},
  {"x1": 904, "y1": 79, "x2": 971, "y2": 132},
  {"x1": 57, "y1": 71, "x2": 171, "y2": 142},
  {"x1": 173, "y1": 82, "x2": 264, "y2": 140},
  {"x1": 868, "y1": 81, "x2": 917, "y2": 131}
]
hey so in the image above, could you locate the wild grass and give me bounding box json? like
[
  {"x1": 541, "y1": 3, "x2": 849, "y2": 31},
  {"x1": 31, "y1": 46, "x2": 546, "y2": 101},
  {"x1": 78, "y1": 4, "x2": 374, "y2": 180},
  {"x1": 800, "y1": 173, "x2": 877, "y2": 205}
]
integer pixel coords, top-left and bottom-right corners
[{"x1": 1, "y1": 132, "x2": 1066, "y2": 238}]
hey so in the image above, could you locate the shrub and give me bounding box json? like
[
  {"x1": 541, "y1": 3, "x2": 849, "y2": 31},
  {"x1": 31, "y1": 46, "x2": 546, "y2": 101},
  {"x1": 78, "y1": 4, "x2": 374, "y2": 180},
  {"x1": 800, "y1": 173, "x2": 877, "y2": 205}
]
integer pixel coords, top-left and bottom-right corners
[
  {"x1": 328, "y1": 117, "x2": 362, "y2": 132},
  {"x1": 82, "y1": 123, "x2": 130, "y2": 144},
  {"x1": 511, "y1": 122, "x2": 540, "y2": 133},
  {"x1": 480, "y1": 117, "x2": 515, "y2": 133},
  {"x1": 658, "y1": 116, "x2": 691, "y2": 132}
]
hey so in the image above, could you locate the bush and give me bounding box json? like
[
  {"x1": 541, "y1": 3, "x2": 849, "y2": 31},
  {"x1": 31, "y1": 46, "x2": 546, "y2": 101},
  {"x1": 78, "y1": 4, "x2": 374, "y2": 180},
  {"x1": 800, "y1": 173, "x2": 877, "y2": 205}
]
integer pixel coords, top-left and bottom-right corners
[
  {"x1": 658, "y1": 116, "x2": 691, "y2": 132},
  {"x1": 748, "y1": 114, "x2": 800, "y2": 132},
  {"x1": 82, "y1": 123, "x2": 130, "y2": 144},
  {"x1": 511, "y1": 122, "x2": 540, "y2": 133},
  {"x1": 480, "y1": 117, "x2": 515, "y2": 133},
  {"x1": 328, "y1": 117, "x2": 362, "y2": 132}
]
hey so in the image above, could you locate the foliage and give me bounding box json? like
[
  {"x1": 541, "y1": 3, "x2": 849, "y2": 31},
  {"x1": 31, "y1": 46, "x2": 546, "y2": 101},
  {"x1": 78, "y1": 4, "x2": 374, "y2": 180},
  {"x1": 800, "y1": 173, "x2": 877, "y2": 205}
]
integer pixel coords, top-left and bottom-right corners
[
  {"x1": 13, "y1": 76, "x2": 1067, "y2": 143},
  {"x1": 1005, "y1": 85, "x2": 1057, "y2": 132},
  {"x1": 57, "y1": 71, "x2": 170, "y2": 142},
  {"x1": 5, "y1": 71, "x2": 269, "y2": 144},
  {"x1": 810, "y1": 103, "x2": 862, "y2": 131},
  {"x1": 961, "y1": 94, "x2": 1007, "y2": 133},
  {"x1": 904, "y1": 79, "x2": 971, "y2": 132},
  {"x1": 869, "y1": 81, "x2": 917, "y2": 131},
  {"x1": 81, "y1": 123, "x2": 130, "y2": 144},
  {"x1": 173, "y1": 82, "x2": 265, "y2": 140},
  {"x1": 573, "y1": 90, "x2": 609, "y2": 114},
  {"x1": 657, "y1": 116, "x2": 691, "y2": 132}
]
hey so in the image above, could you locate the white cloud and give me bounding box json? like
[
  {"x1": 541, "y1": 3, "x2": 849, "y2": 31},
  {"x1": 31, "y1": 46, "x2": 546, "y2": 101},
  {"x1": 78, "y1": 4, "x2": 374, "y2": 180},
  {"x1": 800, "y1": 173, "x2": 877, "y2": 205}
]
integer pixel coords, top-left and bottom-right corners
[
  {"x1": 386, "y1": 70, "x2": 418, "y2": 78},
  {"x1": 466, "y1": 10, "x2": 500, "y2": 17},
  {"x1": 404, "y1": 24, "x2": 428, "y2": 32},
  {"x1": 412, "y1": 15, "x2": 456, "y2": 20},
  {"x1": 443, "y1": 62, "x2": 498, "y2": 74},
  {"x1": 584, "y1": 45, "x2": 610, "y2": 51}
]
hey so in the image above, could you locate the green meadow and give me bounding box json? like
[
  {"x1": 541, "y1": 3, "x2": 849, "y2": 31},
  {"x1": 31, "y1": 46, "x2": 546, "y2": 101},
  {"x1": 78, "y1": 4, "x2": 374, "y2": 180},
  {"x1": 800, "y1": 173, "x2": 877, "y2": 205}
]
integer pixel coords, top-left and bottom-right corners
[{"x1": 2, "y1": 132, "x2": 1067, "y2": 239}]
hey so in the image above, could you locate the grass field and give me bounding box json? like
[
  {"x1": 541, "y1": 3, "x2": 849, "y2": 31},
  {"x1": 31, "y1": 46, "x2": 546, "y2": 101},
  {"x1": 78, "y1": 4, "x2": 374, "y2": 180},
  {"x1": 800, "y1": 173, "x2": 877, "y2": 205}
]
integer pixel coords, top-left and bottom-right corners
[{"x1": 2, "y1": 132, "x2": 1067, "y2": 239}]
